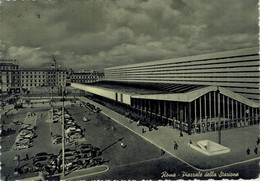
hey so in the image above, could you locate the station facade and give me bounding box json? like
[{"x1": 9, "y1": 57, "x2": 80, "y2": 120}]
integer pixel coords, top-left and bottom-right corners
[{"x1": 72, "y1": 47, "x2": 260, "y2": 134}]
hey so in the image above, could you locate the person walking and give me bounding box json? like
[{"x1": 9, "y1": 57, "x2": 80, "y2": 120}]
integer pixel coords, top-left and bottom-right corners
[
  {"x1": 246, "y1": 147, "x2": 250, "y2": 155},
  {"x1": 120, "y1": 142, "x2": 125, "y2": 149},
  {"x1": 254, "y1": 146, "x2": 258, "y2": 154},
  {"x1": 161, "y1": 149, "x2": 165, "y2": 155},
  {"x1": 174, "y1": 141, "x2": 178, "y2": 150},
  {"x1": 142, "y1": 128, "x2": 145, "y2": 133},
  {"x1": 26, "y1": 153, "x2": 29, "y2": 161}
]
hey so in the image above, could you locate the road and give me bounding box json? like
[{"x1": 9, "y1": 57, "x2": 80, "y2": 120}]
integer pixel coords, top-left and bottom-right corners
[{"x1": 1, "y1": 100, "x2": 259, "y2": 180}]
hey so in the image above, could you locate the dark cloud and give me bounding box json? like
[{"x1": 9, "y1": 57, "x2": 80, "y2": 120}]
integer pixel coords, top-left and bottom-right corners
[{"x1": 0, "y1": 0, "x2": 258, "y2": 72}]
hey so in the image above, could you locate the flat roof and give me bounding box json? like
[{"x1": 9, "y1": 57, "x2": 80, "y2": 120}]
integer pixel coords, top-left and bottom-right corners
[{"x1": 83, "y1": 81, "x2": 206, "y2": 95}]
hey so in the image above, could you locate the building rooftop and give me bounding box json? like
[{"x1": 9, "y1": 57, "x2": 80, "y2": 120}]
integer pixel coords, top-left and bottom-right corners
[{"x1": 84, "y1": 81, "x2": 206, "y2": 95}]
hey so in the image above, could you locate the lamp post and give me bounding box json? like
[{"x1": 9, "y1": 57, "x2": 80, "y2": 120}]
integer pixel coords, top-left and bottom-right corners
[{"x1": 61, "y1": 83, "x2": 65, "y2": 176}]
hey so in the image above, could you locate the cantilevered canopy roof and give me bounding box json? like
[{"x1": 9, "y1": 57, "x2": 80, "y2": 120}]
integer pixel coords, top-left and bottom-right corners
[
  {"x1": 72, "y1": 81, "x2": 260, "y2": 108},
  {"x1": 84, "y1": 81, "x2": 206, "y2": 95}
]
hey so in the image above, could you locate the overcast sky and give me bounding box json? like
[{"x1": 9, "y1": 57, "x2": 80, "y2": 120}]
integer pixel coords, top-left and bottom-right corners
[{"x1": 0, "y1": 0, "x2": 258, "y2": 72}]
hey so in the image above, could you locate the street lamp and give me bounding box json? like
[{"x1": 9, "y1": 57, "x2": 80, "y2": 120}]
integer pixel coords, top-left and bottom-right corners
[{"x1": 61, "y1": 83, "x2": 65, "y2": 177}]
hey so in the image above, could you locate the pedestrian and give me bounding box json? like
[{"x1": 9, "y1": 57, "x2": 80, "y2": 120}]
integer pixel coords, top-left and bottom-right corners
[
  {"x1": 189, "y1": 140, "x2": 192, "y2": 145},
  {"x1": 161, "y1": 149, "x2": 165, "y2": 155},
  {"x1": 246, "y1": 147, "x2": 250, "y2": 155},
  {"x1": 254, "y1": 146, "x2": 258, "y2": 154},
  {"x1": 173, "y1": 141, "x2": 177, "y2": 150},
  {"x1": 41, "y1": 113, "x2": 43, "y2": 117},
  {"x1": 83, "y1": 128, "x2": 86, "y2": 132},
  {"x1": 26, "y1": 153, "x2": 29, "y2": 160},
  {"x1": 120, "y1": 142, "x2": 124, "y2": 148},
  {"x1": 14, "y1": 155, "x2": 18, "y2": 162},
  {"x1": 179, "y1": 132, "x2": 183, "y2": 137},
  {"x1": 111, "y1": 126, "x2": 114, "y2": 131},
  {"x1": 51, "y1": 131, "x2": 53, "y2": 136},
  {"x1": 142, "y1": 128, "x2": 145, "y2": 133}
]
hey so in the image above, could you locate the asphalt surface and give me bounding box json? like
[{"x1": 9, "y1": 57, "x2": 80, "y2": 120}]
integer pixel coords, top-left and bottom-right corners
[{"x1": 1, "y1": 100, "x2": 259, "y2": 180}]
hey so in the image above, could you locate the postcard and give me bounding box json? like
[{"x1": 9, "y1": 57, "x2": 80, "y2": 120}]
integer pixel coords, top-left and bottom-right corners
[{"x1": 0, "y1": 0, "x2": 259, "y2": 180}]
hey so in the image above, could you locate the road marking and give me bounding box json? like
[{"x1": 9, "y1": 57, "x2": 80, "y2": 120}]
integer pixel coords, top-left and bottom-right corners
[
  {"x1": 61, "y1": 165, "x2": 110, "y2": 180},
  {"x1": 101, "y1": 111, "x2": 260, "y2": 172},
  {"x1": 114, "y1": 156, "x2": 172, "y2": 169}
]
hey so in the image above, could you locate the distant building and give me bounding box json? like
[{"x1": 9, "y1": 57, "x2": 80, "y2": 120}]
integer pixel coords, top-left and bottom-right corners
[
  {"x1": 0, "y1": 59, "x2": 68, "y2": 93},
  {"x1": 70, "y1": 71, "x2": 104, "y2": 84},
  {"x1": 0, "y1": 59, "x2": 19, "y2": 93},
  {"x1": 20, "y1": 69, "x2": 68, "y2": 90}
]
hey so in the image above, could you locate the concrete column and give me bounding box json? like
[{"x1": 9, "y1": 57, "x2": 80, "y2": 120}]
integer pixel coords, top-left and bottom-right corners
[
  {"x1": 236, "y1": 101, "x2": 238, "y2": 121},
  {"x1": 240, "y1": 103, "x2": 242, "y2": 121},
  {"x1": 199, "y1": 97, "x2": 202, "y2": 121},
  {"x1": 252, "y1": 107, "x2": 255, "y2": 124},
  {"x1": 158, "y1": 100, "x2": 161, "y2": 116},
  {"x1": 227, "y1": 97, "x2": 229, "y2": 128},
  {"x1": 194, "y1": 99, "x2": 197, "y2": 126},
  {"x1": 244, "y1": 104, "x2": 247, "y2": 123},
  {"x1": 256, "y1": 108, "x2": 259, "y2": 122},
  {"x1": 248, "y1": 106, "x2": 251, "y2": 125},
  {"x1": 231, "y1": 99, "x2": 234, "y2": 127},
  {"x1": 218, "y1": 92, "x2": 221, "y2": 130},
  {"x1": 188, "y1": 102, "x2": 192, "y2": 135},
  {"x1": 184, "y1": 103, "x2": 187, "y2": 124},
  {"x1": 199, "y1": 97, "x2": 202, "y2": 130},
  {"x1": 223, "y1": 95, "x2": 225, "y2": 119},
  {"x1": 209, "y1": 92, "x2": 212, "y2": 120},
  {"x1": 140, "y1": 99, "x2": 143, "y2": 115},
  {"x1": 164, "y1": 101, "x2": 167, "y2": 117},
  {"x1": 218, "y1": 93, "x2": 221, "y2": 118},
  {"x1": 214, "y1": 91, "x2": 216, "y2": 118},
  {"x1": 204, "y1": 94, "x2": 207, "y2": 120}
]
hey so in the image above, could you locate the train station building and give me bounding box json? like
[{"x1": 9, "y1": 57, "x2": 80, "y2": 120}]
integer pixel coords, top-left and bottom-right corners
[{"x1": 72, "y1": 47, "x2": 260, "y2": 134}]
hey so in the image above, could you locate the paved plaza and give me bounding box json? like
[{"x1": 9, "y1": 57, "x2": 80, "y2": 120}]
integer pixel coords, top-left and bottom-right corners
[{"x1": 0, "y1": 96, "x2": 259, "y2": 180}]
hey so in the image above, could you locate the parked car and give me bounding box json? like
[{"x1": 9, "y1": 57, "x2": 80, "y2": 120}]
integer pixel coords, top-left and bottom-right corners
[
  {"x1": 14, "y1": 143, "x2": 32, "y2": 150},
  {"x1": 52, "y1": 135, "x2": 62, "y2": 144},
  {"x1": 80, "y1": 148, "x2": 93, "y2": 158},
  {"x1": 79, "y1": 144, "x2": 93, "y2": 151},
  {"x1": 33, "y1": 156, "x2": 57, "y2": 170},
  {"x1": 66, "y1": 160, "x2": 83, "y2": 171},
  {"x1": 35, "y1": 152, "x2": 54, "y2": 158},
  {"x1": 13, "y1": 120, "x2": 23, "y2": 125},
  {"x1": 16, "y1": 137, "x2": 33, "y2": 144},
  {"x1": 89, "y1": 158, "x2": 104, "y2": 167},
  {"x1": 20, "y1": 134, "x2": 36, "y2": 139}
]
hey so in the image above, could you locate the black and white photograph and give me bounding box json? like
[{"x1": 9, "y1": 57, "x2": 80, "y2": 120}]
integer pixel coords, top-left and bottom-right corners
[{"x1": 0, "y1": 0, "x2": 259, "y2": 180}]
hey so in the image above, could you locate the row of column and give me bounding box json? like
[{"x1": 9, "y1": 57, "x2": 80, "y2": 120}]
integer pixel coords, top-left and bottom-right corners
[{"x1": 131, "y1": 91, "x2": 259, "y2": 134}]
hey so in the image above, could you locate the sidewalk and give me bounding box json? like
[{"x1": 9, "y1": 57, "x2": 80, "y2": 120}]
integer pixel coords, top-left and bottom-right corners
[
  {"x1": 59, "y1": 165, "x2": 109, "y2": 180},
  {"x1": 78, "y1": 97, "x2": 259, "y2": 171}
]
